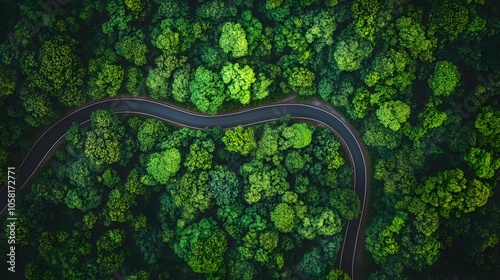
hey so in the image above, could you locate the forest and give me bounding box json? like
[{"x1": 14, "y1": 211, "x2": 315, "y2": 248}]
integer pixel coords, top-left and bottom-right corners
[
  {"x1": 0, "y1": 0, "x2": 499, "y2": 279},
  {"x1": 2, "y1": 111, "x2": 358, "y2": 278}
]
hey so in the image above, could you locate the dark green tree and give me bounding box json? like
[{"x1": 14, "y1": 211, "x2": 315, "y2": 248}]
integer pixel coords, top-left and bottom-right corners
[
  {"x1": 23, "y1": 36, "x2": 85, "y2": 106},
  {"x1": 174, "y1": 218, "x2": 228, "y2": 274},
  {"x1": 208, "y1": 165, "x2": 240, "y2": 206}
]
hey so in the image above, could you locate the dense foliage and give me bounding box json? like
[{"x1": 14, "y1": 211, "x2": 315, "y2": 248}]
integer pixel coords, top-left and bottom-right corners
[
  {"x1": 1, "y1": 0, "x2": 499, "y2": 278},
  {"x1": 5, "y1": 113, "x2": 356, "y2": 278}
]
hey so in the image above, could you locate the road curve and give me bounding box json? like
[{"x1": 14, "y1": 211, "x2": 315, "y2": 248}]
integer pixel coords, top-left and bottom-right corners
[{"x1": 0, "y1": 97, "x2": 368, "y2": 279}]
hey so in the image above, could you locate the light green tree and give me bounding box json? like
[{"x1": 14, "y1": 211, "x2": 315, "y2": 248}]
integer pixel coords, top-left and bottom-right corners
[
  {"x1": 151, "y1": 21, "x2": 179, "y2": 55},
  {"x1": 255, "y1": 124, "x2": 280, "y2": 161},
  {"x1": 416, "y1": 168, "x2": 491, "y2": 218},
  {"x1": 184, "y1": 142, "x2": 214, "y2": 171},
  {"x1": 270, "y1": 203, "x2": 298, "y2": 233},
  {"x1": 220, "y1": 63, "x2": 256, "y2": 104},
  {"x1": 19, "y1": 87, "x2": 54, "y2": 127},
  {"x1": 146, "y1": 148, "x2": 181, "y2": 185},
  {"x1": 84, "y1": 129, "x2": 121, "y2": 166},
  {"x1": 222, "y1": 125, "x2": 257, "y2": 156},
  {"x1": 116, "y1": 30, "x2": 148, "y2": 66},
  {"x1": 465, "y1": 147, "x2": 500, "y2": 179},
  {"x1": 419, "y1": 102, "x2": 448, "y2": 130},
  {"x1": 475, "y1": 106, "x2": 500, "y2": 148},
  {"x1": 366, "y1": 211, "x2": 407, "y2": 263},
  {"x1": 287, "y1": 67, "x2": 316, "y2": 96},
  {"x1": 0, "y1": 68, "x2": 16, "y2": 106},
  {"x1": 95, "y1": 64, "x2": 124, "y2": 97},
  {"x1": 137, "y1": 118, "x2": 168, "y2": 152},
  {"x1": 332, "y1": 37, "x2": 373, "y2": 72},
  {"x1": 376, "y1": 100, "x2": 411, "y2": 131},
  {"x1": 167, "y1": 171, "x2": 212, "y2": 219},
  {"x1": 125, "y1": 67, "x2": 145, "y2": 96},
  {"x1": 352, "y1": 0, "x2": 379, "y2": 41},
  {"x1": 297, "y1": 208, "x2": 342, "y2": 239},
  {"x1": 240, "y1": 160, "x2": 289, "y2": 204},
  {"x1": 428, "y1": 61, "x2": 461, "y2": 96},
  {"x1": 282, "y1": 123, "x2": 313, "y2": 149},
  {"x1": 252, "y1": 73, "x2": 272, "y2": 100},
  {"x1": 219, "y1": 22, "x2": 248, "y2": 58},
  {"x1": 171, "y1": 64, "x2": 191, "y2": 102},
  {"x1": 124, "y1": 0, "x2": 150, "y2": 19},
  {"x1": 189, "y1": 66, "x2": 225, "y2": 114},
  {"x1": 396, "y1": 16, "x2": 435, "y2": 62}
]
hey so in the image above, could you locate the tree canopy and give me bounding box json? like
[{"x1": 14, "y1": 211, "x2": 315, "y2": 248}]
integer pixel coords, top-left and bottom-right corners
[
  {"x1": 2, "y1": 0, "x2": 500, "y2": 278},
  {"x1": 428, "y1": 61, "x2": 461, "y2": 96},
  {"x1": 146, "y1": 148, "x2": 181, "y2": 185},
  {"x1": 219, "y1": 22, "x2": 248, "y2": 58}
]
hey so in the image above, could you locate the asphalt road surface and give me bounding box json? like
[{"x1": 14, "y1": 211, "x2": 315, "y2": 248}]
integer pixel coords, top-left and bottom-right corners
[{"x1": 0, "y1": 97, "x2": 369, "y2": 279}]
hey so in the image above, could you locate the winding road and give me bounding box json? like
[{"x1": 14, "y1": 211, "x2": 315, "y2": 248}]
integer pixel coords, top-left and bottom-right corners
[{"x1": 1, "y1": 97, "x2": 369, "y2": 279}]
